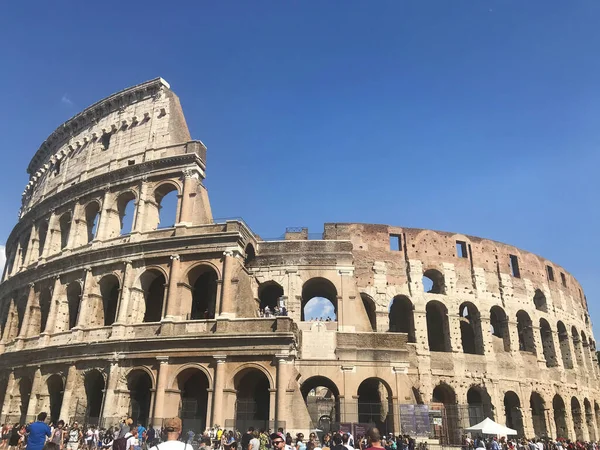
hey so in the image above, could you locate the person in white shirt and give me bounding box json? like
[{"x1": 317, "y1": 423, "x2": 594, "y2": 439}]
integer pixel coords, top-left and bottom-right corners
[{"x1": 148, "y1": 418, "x2": 192, "y2": 450}]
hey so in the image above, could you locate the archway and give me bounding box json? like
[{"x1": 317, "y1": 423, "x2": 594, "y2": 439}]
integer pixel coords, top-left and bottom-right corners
[
  {"x1": 300, "y1": 376, "x2": 341, "y2": 433},
  {"x1": 128, "y1": 370, "x2": 153, "y2": 426},
  {"x1": 467, "y1": 386, "x2": 494, "y2": 426},
  {"x1": 139, "y1": 270, "x2": 166, "y2": 323},
  {"x1": 582, "y1": 331, "x2": 593, "y2": 370},
  {"x1": 117, "y1": 192, "x2": 136, "y2": 235},
  {"x1": 459, "y1": 303, "x2": 484, "y2": 355},
  {"x1": 67, "y1": 282, "x2": 82, "y2": 330},
  {"x1": 426, "y1": 301, "x2": 451, "y2": 352},
  {"x1": 490, "y1": 306, "x2": 511, "y2": 352},
  {"x1": 47, "y1": 374, "x2": 64, "y2": 424},
  {"x1": 38, "y1": 219, "x2": 49, "y2": 257},
  {"x1": 85, "y1": 202, "x2": 101, "y2": 243},
  {"x1": 557, "y1": 322, "x2": 573, "y2": 369},
  {"x1": 571, "y1": 397, "x2": 584, "y2": 441},
  {"x1": 553, "y1": 395, "x2": 568, "y2": 439},
  {"x1": 301, "y1": 278, "x2": 337, "y2": 321},
  {"x1": 154, "y1": 184, "x2": 179, "y2": 229},
  {"x1": 188, "y1": 266, "x2": 218, "y2": 320},
  {"x1": 357, "y1": 378, "x2": 393, "y2": 434},
  {"x1": 19, "y1": 377, "x2": 32, "y2": 424},
  {"x1": 235, "y1": 368, "x2": 270, "y2": 431},
  {"x1": 572, "y1": 327, "x2": 584, "y2": 367},
  {"x1": 389, "y1": 295, "x2": 415, "y2": 342},
  {"x1": 361, "y1": 294, "x2": 377, "y2": 332},
  {"x1": 423, "y1": 269, "x2": 445, "y2": 294},
  {"x1": 516, "y1": 310, "x2": 536, "y2": 354},
  {"x1": 258, "y1": 281, "x2": 284, "y2": 313},
  {"x1": 530, "y1": 392, "x2": 547, "y2": 438},
  {"x1": 595, "y1": 402, "x2": 600, "y2": 438},
  {"x1": 533, "y1": 289, "x2": 547, "y2": 312},
  {"x1": 84, "y1": 370, "x2": 105, "y2": 423},
  {"x1": 539, "y1": 319, "x2": 558, "y2": 367},
  {"x1": 99, "y1": 275, "x2": 120, "y2": 326},
  {"x1": 585, "y1": 399, "x2": 596, "y2": 441},
  {"x1": 431, "y1": 383, "x2": 459, "y2": 445},
  {"x1": 39, "y1": 286, "x2": 52, "y2": 334},
  {"x1": 178, "y1": 368, "x2": 210, "y2": 432},
  {"x1": 59, "y1": 212, "x2": 72, "y2": 250},
  {"x1": 504, "y1": 391, "x2": 524, "y2": 437}
]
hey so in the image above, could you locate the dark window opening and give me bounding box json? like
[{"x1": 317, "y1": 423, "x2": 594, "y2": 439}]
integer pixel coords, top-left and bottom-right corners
[
  {"x1": 456, "y1": 241, "x2": 468, "y2": 258},
  {"x1": 560, "y1": 272, "x2": 567, "y2": 287},
  {"x1": 423, "y1": 269, "x2": 445, "y2": 294},
  {"x1": 509, "y1": 254, "x2": 520, "y2": 278},
  {"x1": 389, "y1": 234, "x2": 401, "y2": 251},
  {"x1": 533, "y1": 289, "x2": 548, "y2": 313},
  {"x1": 128, "y1": 160, "x2": 135, "y2": 166},
  {"x1": 547, "y1": 265, "x2": 555, "y2": 282},
  {"x1": 54, "y1": 160, "x2": 61, "y2": 175},
  {"x1": 101, "y1": 132, "x2": 112, "y2": 150}
]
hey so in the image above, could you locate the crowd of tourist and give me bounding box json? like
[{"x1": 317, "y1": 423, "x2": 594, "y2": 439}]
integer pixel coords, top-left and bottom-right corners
[
  {"x1": 463, "y1": 435, "x2": 600, "y2": 450},
  {"x1": 258, "y1": 305, "x2": 288, "y2": 318}
]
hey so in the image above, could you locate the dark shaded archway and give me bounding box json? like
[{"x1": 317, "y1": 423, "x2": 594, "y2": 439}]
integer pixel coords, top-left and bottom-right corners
[
  {"x1": 490, "y1": 306, "x2": 511, "y2": 352},
  {"x1": 59, "y1": 212, "x2": 72, "y2": 250},
  {"x1": 47, "y1": 374, "x2": 64, "y2": 424},
  {"x1": 504, "y1": 391, "x2": 524, "y2": 437},
  {"x1": 557, "y1": 322, "x2": 573, "y2": 369},
  {"x1": 467, "y1": 386, "x2": 494, "y2": 426},
  {"x1": 85, "y1": 202, "x2": 101, "y2": 243},
  {"x1": 572, "y1": 397, "x2": 584, "y2": 441},
  {"x1": 516, "y1": 310, "x2": 536, "y2": 354},
  {"x1": 301, "y1": 278, "x2": 337, "y2": 321},
  {"x1": 361, "y1": 294, "x2": 377, "y2": 332},
  {"x1": 533, "y1": 289, "x2": 547, "y2": 312},
  {"x1": 358, "y1": 378, "x2": 393, "y2": 434},
  {"x1": 259, "y1": 281, "x2": 284, "y2": 312},
  {"x1": 67, "y1": 282, "x2": 82, "y2": 330},
  {"x1": 37, "y1": 219, "x2": 49, "y2": 257},
  {"x1": 139, "y1": 270, "x2": 166, "y2": 323},
  {"x1": 572, "y1": 326, "x2": 584, "y2": 368},
  {"x1": 553, "y1": 395, "x2": 568, "y2": 439},
  {"x1": 301, "y1": 376, "x2": 341, "y2": 433},
  {"x1": 19, "y1": 377, "x2": 32, "y2": 424},
  {"x1": 539, "y1": 319, "x2": 558, "y2": 367},
  {"x1": 459, "y1": 303, "x2": 484, "y2": 355},
  {"x1": 423, "y1": 269, "x2": 445, "y2": 294},
  {"x1": 389, "y1": 295, "x2": 415, "y2": 342},
  {"x1": 585, "y1": 399, "x2": 596, "y2": 441},
  {"x1": 39, "y1": 286, "x2": 52, "y2": 334},
  {"x1": 431, "y1": 384, "x2": 459, "y2": 445},
  {"x1": 188, "y1": 266, "x2": 218, "y2": 320},
  {"x1": 235, "y1": 369, "x2": 270, "y2": 431},
  {"x1": 426, "y1": 301, "x2": 451, "y2": 352},
  {"x1": 99, "y1": 275, "x2": 120, "y2": 326},
  {"x1": 128, "y1": 370, "x2": 153, "y2": 426},
  {"x1": 84, "y1": 370, "x2": 105, "y2": 422},
  {"x1": 530, "y1": 392, "x2": 547, "y2": 438},
  {"x1": 177, "y1": 369, "x2": 210, "y2": 433},
  {"x1": 244, "y1": 244, "x2": 256, "y2": 266},
  {"x1": 117, "y1": 192, "x2": 136, "y2": 235},
  {"x1": 154, "y1": 184, "x2": 179, "y2": 229}
]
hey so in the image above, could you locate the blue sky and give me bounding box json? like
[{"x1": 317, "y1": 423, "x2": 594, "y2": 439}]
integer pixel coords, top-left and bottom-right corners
[{"x1": 0, "y1": 2, "x2": 599, "y2": 327}]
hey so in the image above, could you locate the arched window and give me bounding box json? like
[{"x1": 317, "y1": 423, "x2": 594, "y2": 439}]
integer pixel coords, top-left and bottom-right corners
[
  {"x1": 459, "y1": 302, "x2": 484, "y2": 355},
  {"x1": 490, "y1": 306, "x2": 511, "y2": 352},
  {"x1": 39, "y1": 286, "x2": 52, "y2": 334},
  {"x1": 154, "y1": 184, "x2": 179, "y2": 229},
  {"x1": 516, "y1": 310, "x2": 536, "y2": 354},
  {"x1": 18, "y1": 377, "x2": 32, "y2": 425},
  {"x1": 301, "y1": 376, "x2": 341, "y2": 433},
  {"x1": 117, "y1": 192, "x2": 136, "y2": 235},
  {"x1": 539, "y1": 319, "x2": 558, "y2": 367},
  {"x1": 188, "y1": 266, "x2": 218, "y2": 320},
  {"x1": 139, "y1": 270, "x2": 166, "y2": 323},
  {"x1": 59, "y1": 212, "x2": 72, "y2": 249},
  {"x1": 426, "y1": 301, "x2": 451, "y2": 352},
  {"x1": 530, "y1": 392, "x2": 547, "y2": 438},
  {"x1": 585, "y1": 399, "x2": 596, "y2": 442},
  {"x1": 557, "y1": 321, "x2": 573, "y2": 369},
  {"x1": 258, "y1": 281, "x2": 284, "y2": 313},
  {"x1": 47, "y1": 374, "x2": 64, "y2": 424},
  {"x1": 235, "y1": 369, "x2": 270, "y2": 431},
  {"x1": 244, "y1": 244, "x2": 256, "y2": 266},
  {"x1": 84, "y1": 370, "x2": 105, "y2": 423},
  {"x1": 572, "y1": 397, "x2": 584, "y2": 441},
  {"x1": 572, "y1": 326, "x2": 584, "y2": 367},
  {"x1": 177, "y1": 368, "x2": 210, "y2": 432},
  {"x1": 127, "y1": 370, "x2": 153, "y2": 426},
  {"x1": 67, "y1": 282, "x2": 82, "y2": 330},
  {"x1": 99, "y1": 275, "x2": 120, "y2": 326},
  {"x1": 533, "y1": 289, "x2": 547, "y2": 312},
  {"x1": 553, "y1": 395, "x2": 568, "y2": 439},
  {"x1": 432, "y1": 384, "x2": 460, "y2": 444},
  {"x1": 357, "y1": 378, "x2": 393, "y2": 435},
  {"x1": 18, "y1": 233, "x2": 30, "y2": 267},
  {"x1": 85, "y1": 202, "x2": 101, "y2": 243},
  {"x1": 467, "y1": 386, "x2": 494, "y2": 425},
  {"x1": 301, "y1": 278, "x2": 337, "y2": 321},
  {"x1": 37, "y1": 219, "x2": 49, "y2": 257},
  {"x1": 361, "y1": 293, "x2": 377, "y2": 332},
  {"x1": 504, "y1": 392, "x2": 524, "y2": 437},
  {"x1": 423, "y1": 269, "x2": 445, "y2": 294},
  {"x1": 388, "y1": 295, "x2": 415, "y2": 342}
]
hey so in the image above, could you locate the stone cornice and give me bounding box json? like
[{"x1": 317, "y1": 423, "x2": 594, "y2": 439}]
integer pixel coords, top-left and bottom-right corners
[{"x1": 27, "y1": 77, "x2": 169, "y2": 175}]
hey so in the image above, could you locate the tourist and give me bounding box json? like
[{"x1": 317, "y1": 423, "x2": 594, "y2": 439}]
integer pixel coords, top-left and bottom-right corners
[
  {"x1": 330, "y1": 434, "x2": 344, "y2": 450},
  {"x1": 223, "y1": 431, "x2": 236, "y2": 450},
  {"x1": 342, "y1": 434, "x2": 353, "y2": 450},
  {"x1": 100, "y1": 428, "x2": 113, "y2": 450},
  {"x1": 242, "y1": 427, "x2": 255, "y2": 450},
  {"x1": 1, "y1": 424, "x2": 10, "y2": 450},
  {"x1": 249, "y1": 431, "x2": 260, "y2": 450},
  {"x1": 285, "y1": 436, "x2": 294, "y2": 450},
  {"x1": 259, "y1": 430, "x2": 269, "y2": 450},
  {"x1": 147, "y1": 418, "x2": 191, "y2": 450},
  {"x1": 366, "y1": 429, "x2": 384, "y2": 450},
  {"x1": 146, "y1": 425, "x2": 156, "y2": 448},
  {"x1": 137, "y1": 423, "x2": 146, "y2": 448},
  {"x1": 50, "y1": 421, "x2": 65, "y2": 450},
  {"x1": 271, "y1": 433, "x2": 286, "y2": 450},
  {"x1": 122, "y1": 425, "x2": 138, "y2": 450},
  {"x1": 296, "y1": 434, "x2": 306, "y2": 450},
  {"x1": 26, "y1": 413, "x2": 52, "y2": 450},
  {"x1": 67, "y1": 423, "x2": 82, "y2": 450}
]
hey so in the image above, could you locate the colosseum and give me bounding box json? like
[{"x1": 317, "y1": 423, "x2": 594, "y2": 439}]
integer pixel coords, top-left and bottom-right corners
[{"x1": 0, "y1": 78, "x2": 598, "y2": 443}]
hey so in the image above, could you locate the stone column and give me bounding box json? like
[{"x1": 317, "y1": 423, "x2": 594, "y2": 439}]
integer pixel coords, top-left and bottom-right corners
[
  {"x1": 41, "y1": 211, "x2": 58, "y2": 260},
  {"x1": 211, "y1": 355, "x2": 226, "y2": 427},
  {"x1": 546, "y1": 407, "x2": 555, "y2": 440},
  {"x1": 133, "y1": 178, "x2": 149, "y2": 233},
  {"x1": 23, "y1": 228, "x2": 36, "y2": 267},
  {"x1": 276, "y1": 355, "x2": 293, "y2": 429},
  {"x1": 448, "y1": 313, "x2": 463, "y2": 353},
  {"x1": 551, "y1": 330, "x2": 564, "y2": 369},
  {"x1": 25, "y1": 367, "x2": 43, "y2": 420},
  {"x1": 1, "y1": 371, "x2": 16, "y2": 420},
  {"x1": 66, "y1": 201, "x2": 83, "y2": 250},
  {"x1": 75, "y1": 268, "x2": 92, "y2": 329},
  {"x1": 165, "y1": 255, "x2": 181, "y2": 318},
  {"x1": 96, "y1": 189, "x2": 114, "y2": 241},
  {"x1": 100, "y1": 359, "x2": 122, "y2": 424},
  {"x1": 152, "y1": 357, "x2": 170, "y2": 423},
  {"x1": 43, "y1": 276, "x2": 62, "y2": 336},
  {"x1": 393, "y1": 364, "x2": 409, "y2": 434},
  {"x1": 532, "y1": 324, "x2": 547, "y2": 366},
  {"x1": 115, "y1": 261, "x2": 134, "y2": 324},
  {"x1": 341, "y1": 365, "x2": 357, "y2": 423},
  {"x1": 59, "y1": 365, "x2": 78, "y2": 422},
  {"x1": 18, "y1": 283, "x2": 36, "y2": 339},
  {"x1": 218, "y1": 252, "x2": 235, "y2": 318},
  {"x1": 178, "y1": 170, "x2": 198, "y2": 226}
]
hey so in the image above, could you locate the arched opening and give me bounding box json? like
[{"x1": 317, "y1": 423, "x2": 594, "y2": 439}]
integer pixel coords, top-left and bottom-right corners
[
  {"x1": 301, "y1": 278, "x2": 337, "y2": 321},
  {"x1": 127, "y1": 370, "x2": 153, "y2": 426},
  {"x1": 423, "y1": 269, "x2": 445, "y2": 294},
  {"x1": 553, "y1": 395, "x2": 568, "y2": 439},
  {"x1": 490, "y1": 306, "x2": 511, "y2": 352},
  {"x1": 39, "y1": 286, "x2": 52, "y2": 334},
  {"x1": 585, "y1": 399, "x2": 596, "y2": 441},
  {"x1": 582, "y1": 331, "x2": 593, "y2": 370},
  {"x1": 357, "y1": 378, "x2": 393, "y2": 435},
  {"x1": 533, "y1": 289, "x2": 547, "y2": 312},
  {"x1": 516, "y1": 310, "x2": 536, "y2": 354},
  {"x1": 557, "y1": 321, "x2": 573, "y2": 369},
  {"x1": 572, "y1": 326, "x2": 584, "y2": 367},
  {"x1": 38, "y1": 219, "x2": 49, "y2": 257},
  {"x1": 117, "y1": 192, "x2": 136, "y2": 235},
  {"x1": 467, "y1": 386, "x2": 494, "y2": 426},
  {"x1": 244, "y1": 244, "x2": 256, "y2": 266},
  {"x1": 84, "y1": 370, "x2": 105, "y2": 423},
  {"x1": 595, "y1": 402, "x2": 600, "y2": 437},
  {"x1": 300, "y1": 376, "x2": 341, "y2": 434},
  {"x1": 178, "y1": 368, "x2": 210, "y2": 433},
  {"x1": 19, "y1": 377, "x2": 32, "y2": 425},
  {"x1": 85, "y1": 202, "x2": 101, "y2": 243},
  {"x1": 459, "y1": 302, "x2": 484, "y2": 355},
  {"x1": 389, "y1": 295, "x2": 416, "y2": 342},
  {"x1": 67, "y1": 282, "x2": 82, "y2": 330},
  {"x1": 47, "y1": 374, "x2": 64, "y2": 424},
  {"x1": 530, "y1": 392, "x2": 547, "y2": 438},
  {"x1": 258, "y1": 281, "x2": 284, "y2": 313},
  {"x1": 431, "y1": 384, "x2": 459, "y2": 445},
  {"x1": 571, "y1": 397, "x2": 584, "y2": 441},
  {"x1": 188, "y1": 266, "x2": 218, "y2": 320},
  {"x1": 18, "y1": 233, "x2": 29, "y2": 267},
  {"x1": 155, "y1": 184, "x2": 179, "y2": 229},
  {"x1": 361, "y1": 294, "x2": 377, "y2": 332},
  {"x1": 99, "y1": 275, "x2": 120, "y2": 326},
  {"x1": 426, "y1": 301, "x2": 451, "y2": 352},
  {"x1": 504, "y1": 391, "x2": 524, "y2": 437},
  {"x1": 235, "y1": 368, "x2": 270, "y2": 431},
  {"x1": 139, "y1": 270, "x2": 166, "y2": 323},
  {"x1": 15, "y1": 297, "x2": 26, "y2": 336},
  {"x1": 539, "y1": 319, "x2": 558, "y2": 367},
  {"x1": 59, "y1": 212, "x2": 72, "y2": 249}
]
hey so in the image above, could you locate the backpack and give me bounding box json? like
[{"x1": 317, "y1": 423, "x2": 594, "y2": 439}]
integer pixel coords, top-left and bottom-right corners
[{"x1": 113, "y1": 437, "x2": 128, "y2": 450}]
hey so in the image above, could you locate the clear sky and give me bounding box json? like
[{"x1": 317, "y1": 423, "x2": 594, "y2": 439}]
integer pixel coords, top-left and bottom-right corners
[{"x1": 0, "y1": 2, "x2": 598, "y2": 326}]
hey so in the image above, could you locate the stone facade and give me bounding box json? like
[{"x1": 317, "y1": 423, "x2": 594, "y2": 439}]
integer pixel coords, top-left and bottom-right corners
[{"x1": 0, "y1": 78, "x2": 598, "y2": 441}]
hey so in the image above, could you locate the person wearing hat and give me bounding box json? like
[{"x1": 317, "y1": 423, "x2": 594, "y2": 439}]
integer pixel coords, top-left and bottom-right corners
[
  {"x1": 271, "y1": 433, "x2": 286, "y2": 450},
  {"x1": 148, "y1": 418, "x2": 191, "y2": 450}
]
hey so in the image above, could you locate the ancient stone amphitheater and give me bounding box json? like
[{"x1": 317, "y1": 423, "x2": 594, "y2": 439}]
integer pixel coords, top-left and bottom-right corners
[{"x1": 0, "y1": 78, "x2": 598, "y2": 443}]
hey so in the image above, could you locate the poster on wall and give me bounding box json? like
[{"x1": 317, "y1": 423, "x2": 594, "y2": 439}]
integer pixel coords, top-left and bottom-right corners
[
  {"x1": 414, "y1": 405, "x2": 430, "y2": 436},
  {"x1": 400, "y1": 404, "x2": 417, "y2": 435},
  {"x1": 338, "y1": 423, "x2": 352, "y2": 434},
  {"x1": 353, "y1": 423, "x2": 371, "y2": 438}
]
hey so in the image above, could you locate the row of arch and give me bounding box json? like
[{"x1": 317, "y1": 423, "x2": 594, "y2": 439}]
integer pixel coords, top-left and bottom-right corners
[{"x1": 5, "y1": 181, "x2": 181, "y2": 279}]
